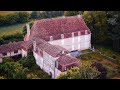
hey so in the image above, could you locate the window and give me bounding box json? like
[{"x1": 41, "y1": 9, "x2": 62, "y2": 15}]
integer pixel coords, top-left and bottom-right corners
[
  {"x1": 78, "y1": 37, "x2": 80, "y2": 42},
  {"x1": 72, "y1": 45, "x2": 74, "y2": 51},
  {"x1": 50, "y1": 36, "x2": 53, "y2": 41},
  {"x1": 33, "y1": 41, "x2": 36, "y2": 51},
  {"x1": 78, "y1": 31, "x2": 81, "y2": 36},
  {"x1": 2, "y1": 53, "x2": 7, "y2": 56},
  {"x1": 78, "y1": 44, "x2": 80, "y2": 49},
  {"x1": 61, "y1": 34, "x2": 64, "y2": 39},
  {"x1": 72, "y1": 38, "x2": 74, "y2": 43},
  {"x1": 14, "y1": 50, "x2": 18, "y2": 53},
  {"x1": 61, "y1": 39, "x2": 64, "y2": 45},
  {"x1": 85, "y1": 30, "x2": 88, "y2": 34},
  {"x1": 72, "y1": 32, "x2": 74, "y2": 37},
  {"x1": 64, "y1": 67, "x2": 67, "y2": 71}
]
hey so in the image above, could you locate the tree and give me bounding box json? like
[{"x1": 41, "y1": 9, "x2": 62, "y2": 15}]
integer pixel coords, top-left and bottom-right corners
[
  {"x1": 0, "y1": 58, "x2": 28, "y2": 79},
  {"x1": 30, "y1": 11, "x2": 41, "y2": 19},
  {"x1": 17, "y1": 12, "x2": 30, "y2": 23},
  {"x1": 19, "y1": 52, "x2": 35, "y2": 69},
  {"x1": 57, "y1": 61, "x2": 100, "y2": 79},
  {"x1": 83, "y1": 11, "x2": 108, "y2": 44},
  {"x1": 107, "y1": 11, "x2": 120, "y2": 51},
  {"x1": 64, "y1": 11, "x2": 83, "y2": 16}
]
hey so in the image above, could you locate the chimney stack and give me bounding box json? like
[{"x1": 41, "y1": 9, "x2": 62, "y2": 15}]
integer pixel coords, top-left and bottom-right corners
[
  {"x1": 33, "y1": 41, "x2": 36, "y2": 51},
  {"x1": 26, "y1": 23, "x2": 30, "y2": 36}
]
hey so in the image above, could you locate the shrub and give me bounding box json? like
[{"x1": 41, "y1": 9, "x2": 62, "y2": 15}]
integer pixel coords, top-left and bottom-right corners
[
  {"x1": 0, "y1": 12, "x2": 30, "y2": 27},
  {"x1": 19, "y1": 52, "x2": 35, "y2": 69},
  {"x1": 57, "y1": 62, "x2": 100, "y2": 79},
  {"x1": 0, "y1": 58, "x2": 28, "y2": 79}
]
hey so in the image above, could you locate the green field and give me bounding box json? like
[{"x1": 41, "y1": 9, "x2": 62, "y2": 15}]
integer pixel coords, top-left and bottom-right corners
[
  {"x1": 0, "y1": 11, "x2": 32, "y2": 16},
  {"x1": 0, "y1": 23, "x2": 25, "y2": 38}
]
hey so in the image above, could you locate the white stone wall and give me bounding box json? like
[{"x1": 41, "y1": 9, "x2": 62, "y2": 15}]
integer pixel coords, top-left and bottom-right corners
[
  {"x1": 2, "y1": 49, "x2": 22, "y2": 58},
  {"x1": 22, "y1": 49, "x2": 27, "y2": 57},
  {"x1": 55, "y1": 68, "x2": 62, "y2": 79},
  {"x1": 33, "y1": 50, "x2": 56, "y2": 78},
  {"x1": 48, "y1": 34, "x2": 91, "y2": 51}
]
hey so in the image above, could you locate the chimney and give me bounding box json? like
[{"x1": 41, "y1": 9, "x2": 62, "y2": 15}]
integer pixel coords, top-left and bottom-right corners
[
  {"x1": 38, "y1": 48, "x2": 40, "y2": 54},
  {"x1": 26, "y1": 23, "x2": 30, "y2": 36},
  {"x1": 61, "y1": 50, "x2": 65, "y2": 54},
  {"x1": 33, "y1": 41, "x2": 36, "y2": 51}
]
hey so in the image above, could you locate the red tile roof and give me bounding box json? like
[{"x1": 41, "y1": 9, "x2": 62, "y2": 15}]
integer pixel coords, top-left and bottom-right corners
[
  {"x1": 57, "y1": 55, "x2": 79, "y2": 66},
  {"x1": 0, "y1": 41, "x2": 24, "y2": 54},
  {"x1": 34, "y1": 38, "x2": 69, "y2": 57},
  {"x1": 56, "y1": 55, "x2": 80, "y2": 72},
  {"x1": 29, "y1": 15, "x2": 90, "y2": 41},
  {"x1": 21, "y1": 41, "x2": 33, "y2": 51}
]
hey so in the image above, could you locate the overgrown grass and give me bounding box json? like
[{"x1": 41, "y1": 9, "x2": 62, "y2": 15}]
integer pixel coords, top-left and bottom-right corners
[
  {"x1": 27, "y1": 65, "x2": 51, "y2": 79},
  {"x1": 0, "y1": 23, "x2": 25, "y2": 38},
  {"x1": 77, "y1": 45, "x2": 120, "y2": 79}
]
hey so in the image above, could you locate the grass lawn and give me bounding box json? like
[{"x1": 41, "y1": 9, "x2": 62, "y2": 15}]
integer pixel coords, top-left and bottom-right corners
[
  {"x1": 77, "y1": 45, "x2": 120, "y2": 79},
  {"x1": 0, "y1": 23, "x2": 25, "y2": 38}
]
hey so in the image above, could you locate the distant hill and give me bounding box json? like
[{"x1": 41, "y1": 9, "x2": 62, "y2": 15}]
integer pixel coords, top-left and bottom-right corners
[{"x1": 0, "y1": 11, "x2": 32, "y2": 16}]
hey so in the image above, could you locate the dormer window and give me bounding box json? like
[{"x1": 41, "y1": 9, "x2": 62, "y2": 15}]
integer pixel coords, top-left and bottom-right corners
[
  {"x1": 78, "y1": 31, "x2": 81, "y2": 36},
  {"x1": 61, "y1": 34, "x2": 64, "y2": 39},
  {"x1": 2, "y1": 53, "x2": 7, "y2": 56},
  {"x1": 61, "y1": 50, "x2": 64, "y2": 54},
  {"x1": 64, "y1": 67, "x2": 67, "y2": 71},
  {"x1": 33, "y1": 41, "x2": 36, "y2": 51},
  {"x1": 50, "y1": 36, "x2": 53, "y2": 41},
  {"x1": 85, "y1": 30, "x2": 88, "y2": 35},
  {"x1": 14, "y1": 50, "x2": 18, "y2": 53},
  {"x1": 72, "y1": 32, "x2": 74, "y2": 37}
]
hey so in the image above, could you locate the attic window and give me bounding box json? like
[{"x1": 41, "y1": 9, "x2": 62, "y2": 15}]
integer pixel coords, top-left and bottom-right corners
[
  {"x1": 50, "y1": 36, "x2": 53, "y2": 41},
  {"x1": 61, "y1": 34, "x2": 64, "y2": 39},
  {"x1": 2, "y1": 53, "x2": 7, "y2": 56},
  {"x1": 85, "y1": 30, "x2": 88, "y2": 34},
  {"x1": 56, "y1": 61, "x2": 58, "y2": 68},
  {"x1": 78, "y1": 31, "x2": 81, "y2": 36},
  {"x1": 72, "y1": 32, "x2": 74, "y2": 37},
  {"x1": 64, "y1": 67, "x2": 67, "y2": 71},
  {"x1": 14, "y1": 50, "x2": 18, "y2": 53}
]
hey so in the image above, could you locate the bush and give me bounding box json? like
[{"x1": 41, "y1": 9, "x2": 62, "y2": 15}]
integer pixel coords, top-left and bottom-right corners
[
  {"x1": 0, "y1": 12, "x2": 30, "y2": 27},
  {"x1": 57, "y1": 62, "x2": 100, "y2": 79},
  {"x1": 17, "y1": 12, "x2": 30, "y2": 23},
  {"x1": 19, "y1": 52, "x2": 35, "y2": 69},
  {"x1": 0, "y1": 58, "x2": 28, "y2": 79}
]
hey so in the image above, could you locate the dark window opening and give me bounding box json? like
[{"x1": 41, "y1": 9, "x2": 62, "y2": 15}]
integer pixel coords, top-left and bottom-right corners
[
  {"x1": 2, "y1": 53, "x2": 7, "y2": 56},
  {"x1": 14, "y1": 50, "x2": 18, "y2": 53}
]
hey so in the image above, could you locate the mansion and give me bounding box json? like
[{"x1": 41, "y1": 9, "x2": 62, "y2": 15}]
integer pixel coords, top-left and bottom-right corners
[{"x1": 0, "y1": 15, "x2": 91, "y2": 78}]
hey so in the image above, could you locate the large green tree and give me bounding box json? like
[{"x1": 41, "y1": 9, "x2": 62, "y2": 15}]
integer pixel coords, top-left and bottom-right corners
[
  {"x1": 64, "y1": 11, "x2": 83, "y2": 16},
  {"x1": 83, "y1": 11, "x2": 108, "y2": 44},
  {"x1": 0, "y1": 58, "x2": 28, "y2": 79},
  {"x1": 107, "y1": 11, "x2": 120, "y2": 51},
  {"x1": 57, "y1": 62, "x2": 100, "y2": 79}
]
